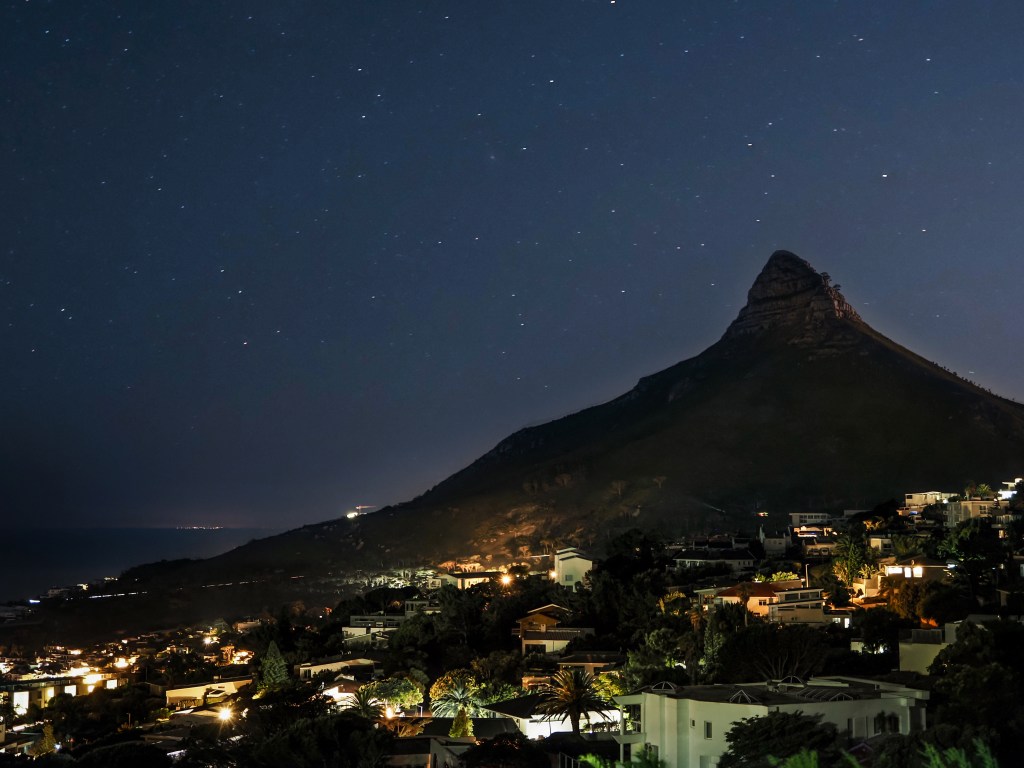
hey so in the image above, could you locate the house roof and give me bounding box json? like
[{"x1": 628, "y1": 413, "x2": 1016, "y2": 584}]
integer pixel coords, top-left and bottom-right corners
[
  {"x1": 716, "y1": 583, "x2": 779, "y2": 599},
  {"x1": 557, "y1": 651, "x2": 624, "y2": 666},
  {"x1": 484, "y1": 693, "x2": 614, "y2": 718},
  {"x1": 520, "y1": 628, "x2": 593, "y2": 641},
  {"x1": 419, "y1": 717, "x2": 518, "y2": 738},
  {"x1": 324, "y1": 678, "x2": 361, "y2": 693},
  {"x1": 484, "y1": 693, "x2": 546, "y2": 718},
  {"x1": 527, "y1": 603, "x2": 570, "y2": 616},
  {"x1": 516, "y1": 613, "x2": 561, "y2": 626},
  {"x1": 675, "y1": 549, "x2": 755, "y2": 561},
  {"x1": 620, "y1": 676, "x2": 923, "y2": 706}
]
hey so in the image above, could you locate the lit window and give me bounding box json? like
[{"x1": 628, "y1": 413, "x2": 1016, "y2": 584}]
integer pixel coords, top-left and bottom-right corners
[{"x1": 912, "y1": 566, "x2": 923, "y2": 578}]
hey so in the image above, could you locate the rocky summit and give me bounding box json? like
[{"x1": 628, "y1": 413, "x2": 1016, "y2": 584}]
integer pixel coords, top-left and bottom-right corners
[
  {"x1": 722, "y1": 250, "x2": 861, "y2": 341},
  {"x1": 188, "y1": 250, "x2": 1024, "y2": 579}
]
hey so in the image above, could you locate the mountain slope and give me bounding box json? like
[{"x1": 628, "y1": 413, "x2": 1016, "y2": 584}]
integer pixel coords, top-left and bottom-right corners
[{"x1": 198, "y1": 251, "x2": 1024, "y2": 577}]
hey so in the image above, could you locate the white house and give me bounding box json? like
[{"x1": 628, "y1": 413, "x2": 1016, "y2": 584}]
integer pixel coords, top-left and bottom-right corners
[
  {"x1": 897, "y1": 625, "x2": 957, "y2": 675},
  {"x1": 943, "y1": 499, "x2": 1006, "y2": 528},
  {"x1": 789, "y1": 511, "x2": 831, "y2": 527},
  {"x1": 903, "y1": 491, "x2": 955, "y2": 511},
  {"x1": 554, "y1": 547, "x2": 594, "y2": 590},
  {"x1": 3, "y1": 673, "x2": 123, "y2": 716},
  {"x1": 705, "y1": 582, "x2": 825, "y2": 624},
  {"x1": 613, "y1": 677, "x2": 928, "y2": 766},
  {"x1": 513, "y1": 606, "x2": 594, "y2": 655},
  {"x1": 294, "y1": 655, "x2": 378, "y2": 681},
  {"x1": 165, "y1": 676, "x2": 252, "y2": 708},
  {"x1": 898, "y1": 616, "x2": 1010, "y2": 674},
  {"x1": 674, "y1": 550, "x2": 756, "y2": 574},
  {"x1": 440, "y1": 571, "x2": 503, "y2": 589},
  {"x1": 758, "y1": 528, "x2": 790, "y2": 557},
  {"x1": 999, "y1": 478, "x2": 1022, "y2": 501}
]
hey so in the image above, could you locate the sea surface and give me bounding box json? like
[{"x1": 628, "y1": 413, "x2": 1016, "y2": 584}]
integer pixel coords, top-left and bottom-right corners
[{"x1": 0, "y1": 528, "x2": 282, "y2": 603}]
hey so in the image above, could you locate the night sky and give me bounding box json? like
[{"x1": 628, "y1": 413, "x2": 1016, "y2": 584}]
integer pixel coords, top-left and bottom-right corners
[{"x1": 4, "y1": 2, "x2": 1023, "y2": 529}]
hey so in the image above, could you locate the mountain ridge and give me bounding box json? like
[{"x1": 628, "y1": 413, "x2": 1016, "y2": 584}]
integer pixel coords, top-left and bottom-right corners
[{"x1": 181, "y1": 250, "x2": 1024, "y2": 581}]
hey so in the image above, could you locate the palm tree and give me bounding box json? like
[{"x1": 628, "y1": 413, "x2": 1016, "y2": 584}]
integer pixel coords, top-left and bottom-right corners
[
  {"x1": 431, "y1": 679, "x2": 483, "y2": 719},
  {"x1": 687, "y1": 605, "x2": 705, "y2": 635},
  {"x1": 536, "y1": 668, "x2": 611, "y2": 737},
  {"x1": 342, "y1": 686, "x2": 384, "y2": 721}
]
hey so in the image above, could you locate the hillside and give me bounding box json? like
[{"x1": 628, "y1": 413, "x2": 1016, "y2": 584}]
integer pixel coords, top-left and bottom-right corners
[{"x1": 167, "y1": 251, "x2": 1024, "y2": 583}]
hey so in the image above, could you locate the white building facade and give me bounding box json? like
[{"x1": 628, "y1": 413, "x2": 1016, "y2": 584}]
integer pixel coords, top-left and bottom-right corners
[{"x1": 614, "y1": 677, "x2": 928, "y2": 767}]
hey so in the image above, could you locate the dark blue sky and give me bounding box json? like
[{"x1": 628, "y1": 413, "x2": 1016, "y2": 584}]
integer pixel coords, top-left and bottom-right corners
[{"x1": 4, "y1": 1, "x2": 1023, "y2": 528}]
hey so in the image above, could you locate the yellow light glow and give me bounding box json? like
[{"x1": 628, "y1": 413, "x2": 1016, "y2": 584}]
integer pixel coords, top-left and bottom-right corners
[
  {"x1": 218, "y1": 708, "x2": 232, "y2": 722},
  {"x1": 549, "y1": 570, "x2": 558, "y2": 580},
  {"x1": 500, "y1": 574, "x2": 512, "y2": 585}
]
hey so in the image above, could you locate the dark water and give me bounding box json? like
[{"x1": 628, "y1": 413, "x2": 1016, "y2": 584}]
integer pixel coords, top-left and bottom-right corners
[{"x1": 0, "y1": 528, "x2": 281, "y2": 602}]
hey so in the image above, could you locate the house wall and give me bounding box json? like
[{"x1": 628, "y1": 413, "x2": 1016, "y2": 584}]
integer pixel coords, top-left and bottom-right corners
[
  {"x1": 165, "y1": 677, "x2": 251, "y2": 707},
  {"x1": 618, "y1": 682, "x2": 926, "y2": 766},
  {"x1": 898, "y1": 641, "x2": 948, "y2": 674},
  {"x1": 555, "y1": 552, "x2": 593, "y2": 589},
  {"x1": 762, "y1": 536, "x2": 789, "y2": 556},
  {"x1": 296, "y1": 659, "x2": 360, "y2": 679}
]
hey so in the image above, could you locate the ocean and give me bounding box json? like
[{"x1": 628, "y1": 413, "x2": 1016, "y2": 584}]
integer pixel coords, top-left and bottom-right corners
[{"x1": 0, "y1": 528, "x2": 282, "y2": 603}]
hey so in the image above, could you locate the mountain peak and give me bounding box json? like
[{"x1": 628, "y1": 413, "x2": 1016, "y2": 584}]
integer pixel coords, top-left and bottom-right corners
[{"x1": 722, "y1": 250, "x2": 862, "y2": 341}]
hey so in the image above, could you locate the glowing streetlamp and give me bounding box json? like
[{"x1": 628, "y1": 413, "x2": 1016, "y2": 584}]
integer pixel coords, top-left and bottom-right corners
[
  {"x1": 218, "y1": 707, "x2": 233, "y2": 722},
  {"x1": 500, "y1": 574, "x2": 513, "y2": 586}
]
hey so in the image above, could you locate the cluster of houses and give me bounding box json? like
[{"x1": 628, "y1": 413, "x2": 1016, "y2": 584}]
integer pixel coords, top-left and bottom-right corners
[
  {"x1": 2, "y1": 478, "x2": 1020, "y2": 763},
  {"x1": 0, "y1": 621, "x2": 257, "y2": 754}
]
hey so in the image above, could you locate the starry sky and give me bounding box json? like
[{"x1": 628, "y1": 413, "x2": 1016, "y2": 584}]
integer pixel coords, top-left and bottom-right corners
[{"x1": 4, "y1": 1, "x2": 1024, "y2": 529}]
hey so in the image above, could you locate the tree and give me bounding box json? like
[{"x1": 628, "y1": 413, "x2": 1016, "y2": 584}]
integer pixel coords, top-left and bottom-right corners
[
  {"x1": 429, "y1": 669, "x2": 479, "y2": 706},
  {"x1": 28, "y1": 722, "x2": 56, "y2": 757},
  {"x1": 718, "y1": 711, "x2": 840, "y2": 768},
  {"x1": 76, "y1": 742, "x2": 173, "y2": 768},
  {"x1": 462, "y1": 732, "x2": 548, "y2": 768},
  {"x1": 832, "y1": 532, "x2": 875, "y2": 589},
  {"x1": 430, "y1": 676, "x2": 483, "y2": 719},
  {"x1": 471, "y1": 650, "x2": 525, "y2": 702},
  {"x1": 582, "y1": 746, "x2": 666, "y2": 768},
  {"x1": 535, "y1": 668, "x2": 611, "y2": 736},
  {"x1": 237, "y1": 711, "x2": 393, "y2": 768},
  {"x1": 622, "y1": 628, "x2": 688, "y2": 689},
  {"x1": 930, "y1": 663, "x2": 1019, "y2": 739},
  {"x1": 719, "y1": 624, "x2": 828, "y2": 683},
  {"x1": 853, "y1": 607, "x2": 912, "y2": 655},
  {"x1": 938, "y1": 519, "x2": 1006, "y2": 599},
  {"x1": 892, "y1": 579, "x2": 972, "y2": 624},
  {"x1": 258, "y1": 640, "x2": 289, "y2": 693},
  {"x1": 362, "y1": 676, "x2": 423, "y2": 713},
  {"x1": 342, "y1": 686, "x2": 384, "y2": 721},
  {"x1": 450, "y1": 706, "x2": 474, "y2": 738},
  {"x1": 874, "y1": 736, "x2": 1002, "y2": 768}
]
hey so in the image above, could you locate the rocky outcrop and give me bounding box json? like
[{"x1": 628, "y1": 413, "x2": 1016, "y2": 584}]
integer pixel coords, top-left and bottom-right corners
[{"x1": 722, "y1": 250, "x2": 862, "y2": 343}]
